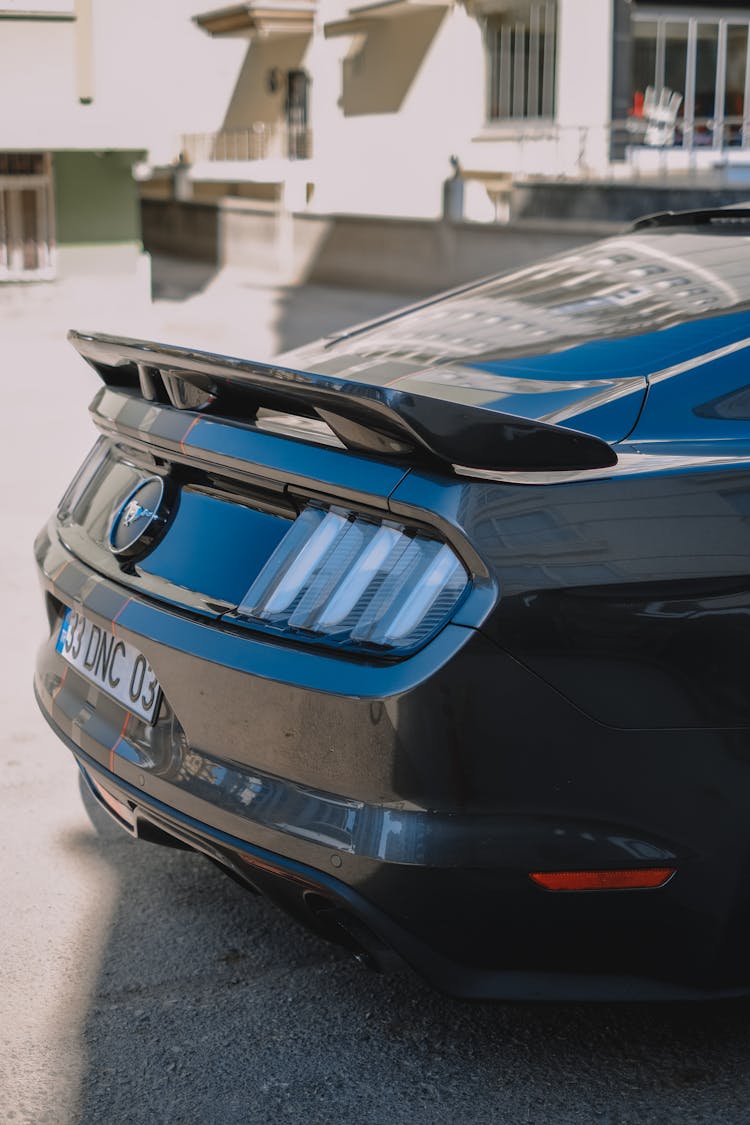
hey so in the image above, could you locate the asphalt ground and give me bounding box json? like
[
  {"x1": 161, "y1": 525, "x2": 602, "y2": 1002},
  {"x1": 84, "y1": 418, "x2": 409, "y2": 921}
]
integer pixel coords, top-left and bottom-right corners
[{"x1": 4, "y1": 261, "x2": 750, "y2": 1125}]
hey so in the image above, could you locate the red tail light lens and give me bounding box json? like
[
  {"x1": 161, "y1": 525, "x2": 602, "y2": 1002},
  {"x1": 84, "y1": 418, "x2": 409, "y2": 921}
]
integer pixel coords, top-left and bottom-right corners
[{"x1": 530, "y1": 868, "x2": 675, "y2": 892}]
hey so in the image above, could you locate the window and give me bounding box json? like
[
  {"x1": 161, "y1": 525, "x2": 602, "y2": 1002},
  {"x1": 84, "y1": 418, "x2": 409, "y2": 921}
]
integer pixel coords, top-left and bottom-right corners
[
  {"x1": 632, "y1": 11, "x2": 750, "y2": 149},
  {"x1": 486, "y1": 1, "x2": 557, "y2": 121},
  {"x1": 0, "y1": 152, "x2": 55, "y2": 280}
]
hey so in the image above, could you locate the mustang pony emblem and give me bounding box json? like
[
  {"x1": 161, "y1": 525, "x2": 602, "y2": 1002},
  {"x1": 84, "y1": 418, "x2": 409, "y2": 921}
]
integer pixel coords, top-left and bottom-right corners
[
  {"x1": 122, "y1": 499, "x2": 157, "y2": 528},
  {"x1": 108, "y1": 476, "x2": 167, "y2": 557}
]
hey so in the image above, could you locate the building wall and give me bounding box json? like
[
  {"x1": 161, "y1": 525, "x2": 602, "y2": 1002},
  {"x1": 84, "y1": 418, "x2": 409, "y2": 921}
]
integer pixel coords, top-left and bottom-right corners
[
  {"x1": 557, "y1": 0, "x2": 614, "y2": 172},
  {"x1": 311, "y1": 4, "x2": 486, "y2": 219},
  {"x1": 179, "y1": 3, "x2": 487, "y2": 220},
  {"x1": 0, "y1": 0, "x2": 248, "y2": 160},
  {"x1": 459, "y1": 0, "x2": 616, "y2": 186},
  {"x1": 0, "y1": 19, "x2": 78, "y2": 150},
  {"x1": 557, "y1": 0, "x2": 613, "y2": 132},
  {"x1": 141, "y1": 197, "x2": 611, "y2": 291},
  {"x1": 222, "y1": 35, "x2": 312, "y2": 131},
  {"x1": 52, "y1": 149, "x2": 146, "y2": 277},
  {"x1": 54, "y1": 150, "x2": 141, "y2": 244},
  {"x1": 0, "y1": 0, "x2": 250, "y2": 280},
  {"x1": 175, "y1": 0, "x2": 620, "y2": 220}
]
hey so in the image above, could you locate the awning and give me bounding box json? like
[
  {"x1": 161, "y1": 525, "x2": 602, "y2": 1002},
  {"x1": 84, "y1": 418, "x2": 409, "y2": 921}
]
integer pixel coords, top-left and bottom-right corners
[
  {"x1": 324, "y1": 0, "x2": 448, "y2": 37},
  {"x1": 194, "y1": 1, "x2": 315, "y2": 36}
]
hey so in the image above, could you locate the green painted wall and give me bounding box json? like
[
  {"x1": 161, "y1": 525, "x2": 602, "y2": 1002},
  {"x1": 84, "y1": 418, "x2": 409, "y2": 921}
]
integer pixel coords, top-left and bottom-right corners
[{"x1": 54, "y1": 150, "x2": 144, "y2": 245}]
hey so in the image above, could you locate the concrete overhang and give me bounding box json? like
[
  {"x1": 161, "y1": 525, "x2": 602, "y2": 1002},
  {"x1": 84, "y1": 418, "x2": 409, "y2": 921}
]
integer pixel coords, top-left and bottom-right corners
[
  {"x1": 324, "y1": 0, "x2": 447, "y2": 37},
  {"x1": 193, "y1": 1, "x2": 315, "y2": 37},
  {"x1": 0, "y1": 8, "x2": 75, "y2": 18}
]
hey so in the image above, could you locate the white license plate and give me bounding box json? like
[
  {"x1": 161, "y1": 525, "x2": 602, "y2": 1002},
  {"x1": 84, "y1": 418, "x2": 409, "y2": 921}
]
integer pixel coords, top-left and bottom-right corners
[{"x1": 56, "y1": 608, "x2": 162, "y2": 724}]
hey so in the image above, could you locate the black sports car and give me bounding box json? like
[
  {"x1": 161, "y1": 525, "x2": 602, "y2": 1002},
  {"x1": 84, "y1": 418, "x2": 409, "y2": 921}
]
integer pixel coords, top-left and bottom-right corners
[{"x1": 35, "y1": 209, "x2": 750, "y2": 1000}]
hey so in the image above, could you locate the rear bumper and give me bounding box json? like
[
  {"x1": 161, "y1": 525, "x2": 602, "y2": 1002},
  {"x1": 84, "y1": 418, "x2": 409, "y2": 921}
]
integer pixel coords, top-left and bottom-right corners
[
  {"x1": 34, "y1": 527, "x2": 750, "y2": 1001},
  {"x1": 40, "y1": 726, "x2": 750, "y2": 1003}
]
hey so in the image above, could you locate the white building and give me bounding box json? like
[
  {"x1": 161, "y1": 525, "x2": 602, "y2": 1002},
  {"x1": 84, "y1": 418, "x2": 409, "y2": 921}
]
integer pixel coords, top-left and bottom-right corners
[
  {"x1": 6, "y1": 2, "x2": 749, "y2": 284},
  {"x1": 170, "y1": 0, "x2": 750, "y2": 224},
  {"x1": 0, "y1": 0, "x2": 216, "y2": 282}
]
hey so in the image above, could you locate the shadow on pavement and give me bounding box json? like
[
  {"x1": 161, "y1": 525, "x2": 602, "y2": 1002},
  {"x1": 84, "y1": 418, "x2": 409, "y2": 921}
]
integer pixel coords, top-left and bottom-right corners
[
  {"x1": 151, "y1": 257, "x2": 219, "y2": 302},
  {"x1": 68, "y1": 780, "x2": 750, "y2": 1125},
  {"x1": 268, "y1": 283, "x2": 414, "y2": 355},
  {"x1": 146, "y1": 257, "x2": 411, "y2": 361}
]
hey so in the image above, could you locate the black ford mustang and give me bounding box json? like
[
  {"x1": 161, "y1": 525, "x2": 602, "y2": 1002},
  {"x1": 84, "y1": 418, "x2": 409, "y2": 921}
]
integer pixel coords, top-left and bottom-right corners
[{"x1": 35, "y1": 209, "x2": 750, "y2": 1000}]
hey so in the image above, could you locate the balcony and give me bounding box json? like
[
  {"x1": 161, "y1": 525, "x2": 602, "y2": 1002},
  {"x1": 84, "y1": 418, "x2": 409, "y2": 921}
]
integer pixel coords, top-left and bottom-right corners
[
  {"x1": 181, "y1": 125, "x2": 312, "y2": 165},
  {"x1": 193, "y1": 1, "x2": 316, "y2": 38}
]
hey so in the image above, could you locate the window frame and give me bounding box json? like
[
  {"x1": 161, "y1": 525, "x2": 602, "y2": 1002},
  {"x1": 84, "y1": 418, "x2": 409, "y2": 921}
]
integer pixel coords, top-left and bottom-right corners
[
  {"x1": 484, "y1": 1, "x2": 558, "y2": 125},
  {"x1": 632, "y1": 6, "x2": 750, "y2": 150}
]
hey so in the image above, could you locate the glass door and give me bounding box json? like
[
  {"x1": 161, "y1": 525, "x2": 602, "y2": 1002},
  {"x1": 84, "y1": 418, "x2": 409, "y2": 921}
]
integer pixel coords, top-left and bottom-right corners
[{"x1": 632, "y1": 10, "x2": 750, "y2": 150}]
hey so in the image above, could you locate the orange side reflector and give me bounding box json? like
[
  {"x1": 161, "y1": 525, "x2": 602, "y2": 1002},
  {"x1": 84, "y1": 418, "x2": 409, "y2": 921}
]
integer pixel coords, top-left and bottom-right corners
[
  {"x1": 530, "y1": 867, "x2": 675, "y2": 892},
  {"x1": 90, "y1": 777, "x2": 135, "y2": 827}
]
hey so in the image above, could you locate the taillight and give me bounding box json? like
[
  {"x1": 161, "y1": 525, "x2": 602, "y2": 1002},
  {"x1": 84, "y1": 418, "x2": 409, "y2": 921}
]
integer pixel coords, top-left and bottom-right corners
[
  {"x1": 530, "y1": 868, "x2": 675, "y2": 892},
  {"x1": 237, "y1": 504, "x2": 469, "y2": 653}
]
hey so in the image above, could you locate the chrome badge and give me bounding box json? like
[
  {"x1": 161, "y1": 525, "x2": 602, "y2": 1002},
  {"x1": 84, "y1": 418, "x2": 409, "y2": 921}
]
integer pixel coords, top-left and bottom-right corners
[{"x1": 108, "y1": 476, "x2": 167, "y2": 558}]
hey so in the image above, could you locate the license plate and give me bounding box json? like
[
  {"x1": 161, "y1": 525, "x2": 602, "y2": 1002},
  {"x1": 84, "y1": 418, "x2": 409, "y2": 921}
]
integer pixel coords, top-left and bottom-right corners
[{"x1": 56, "y1": 608, "x2": 162, "y2": 724}]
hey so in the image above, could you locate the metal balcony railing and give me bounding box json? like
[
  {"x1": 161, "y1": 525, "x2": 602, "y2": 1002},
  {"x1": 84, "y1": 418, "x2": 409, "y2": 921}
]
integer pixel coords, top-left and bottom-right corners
[
  {"x1": 472, "y1": 118, "x2": 750, "y2": 182},
  {"x1": 181, "y1": 125, "x2": 312, "y2": 164}
]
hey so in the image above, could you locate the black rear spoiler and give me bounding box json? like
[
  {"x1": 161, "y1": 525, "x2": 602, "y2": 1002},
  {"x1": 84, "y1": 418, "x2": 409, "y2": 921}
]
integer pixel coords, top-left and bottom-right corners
[
  {"x1": 631, "y1": 207, "x2": 750, "y2": 231},
  {"x1": 70, "y1": 330, "x2": 617, "y2": 473}
]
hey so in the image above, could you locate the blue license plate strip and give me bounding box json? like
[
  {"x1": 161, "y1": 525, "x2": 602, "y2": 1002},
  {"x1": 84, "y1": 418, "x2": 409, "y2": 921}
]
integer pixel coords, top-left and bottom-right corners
[{"x1": 56, "y1": 608, "x2": 162, "y2": 724}]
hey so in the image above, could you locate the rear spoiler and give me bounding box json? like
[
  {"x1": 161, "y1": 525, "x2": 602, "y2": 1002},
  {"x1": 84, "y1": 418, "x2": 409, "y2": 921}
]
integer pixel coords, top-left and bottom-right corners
[{"x1": 70, "y1": 330, "x2": 617, "y2": 473}]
